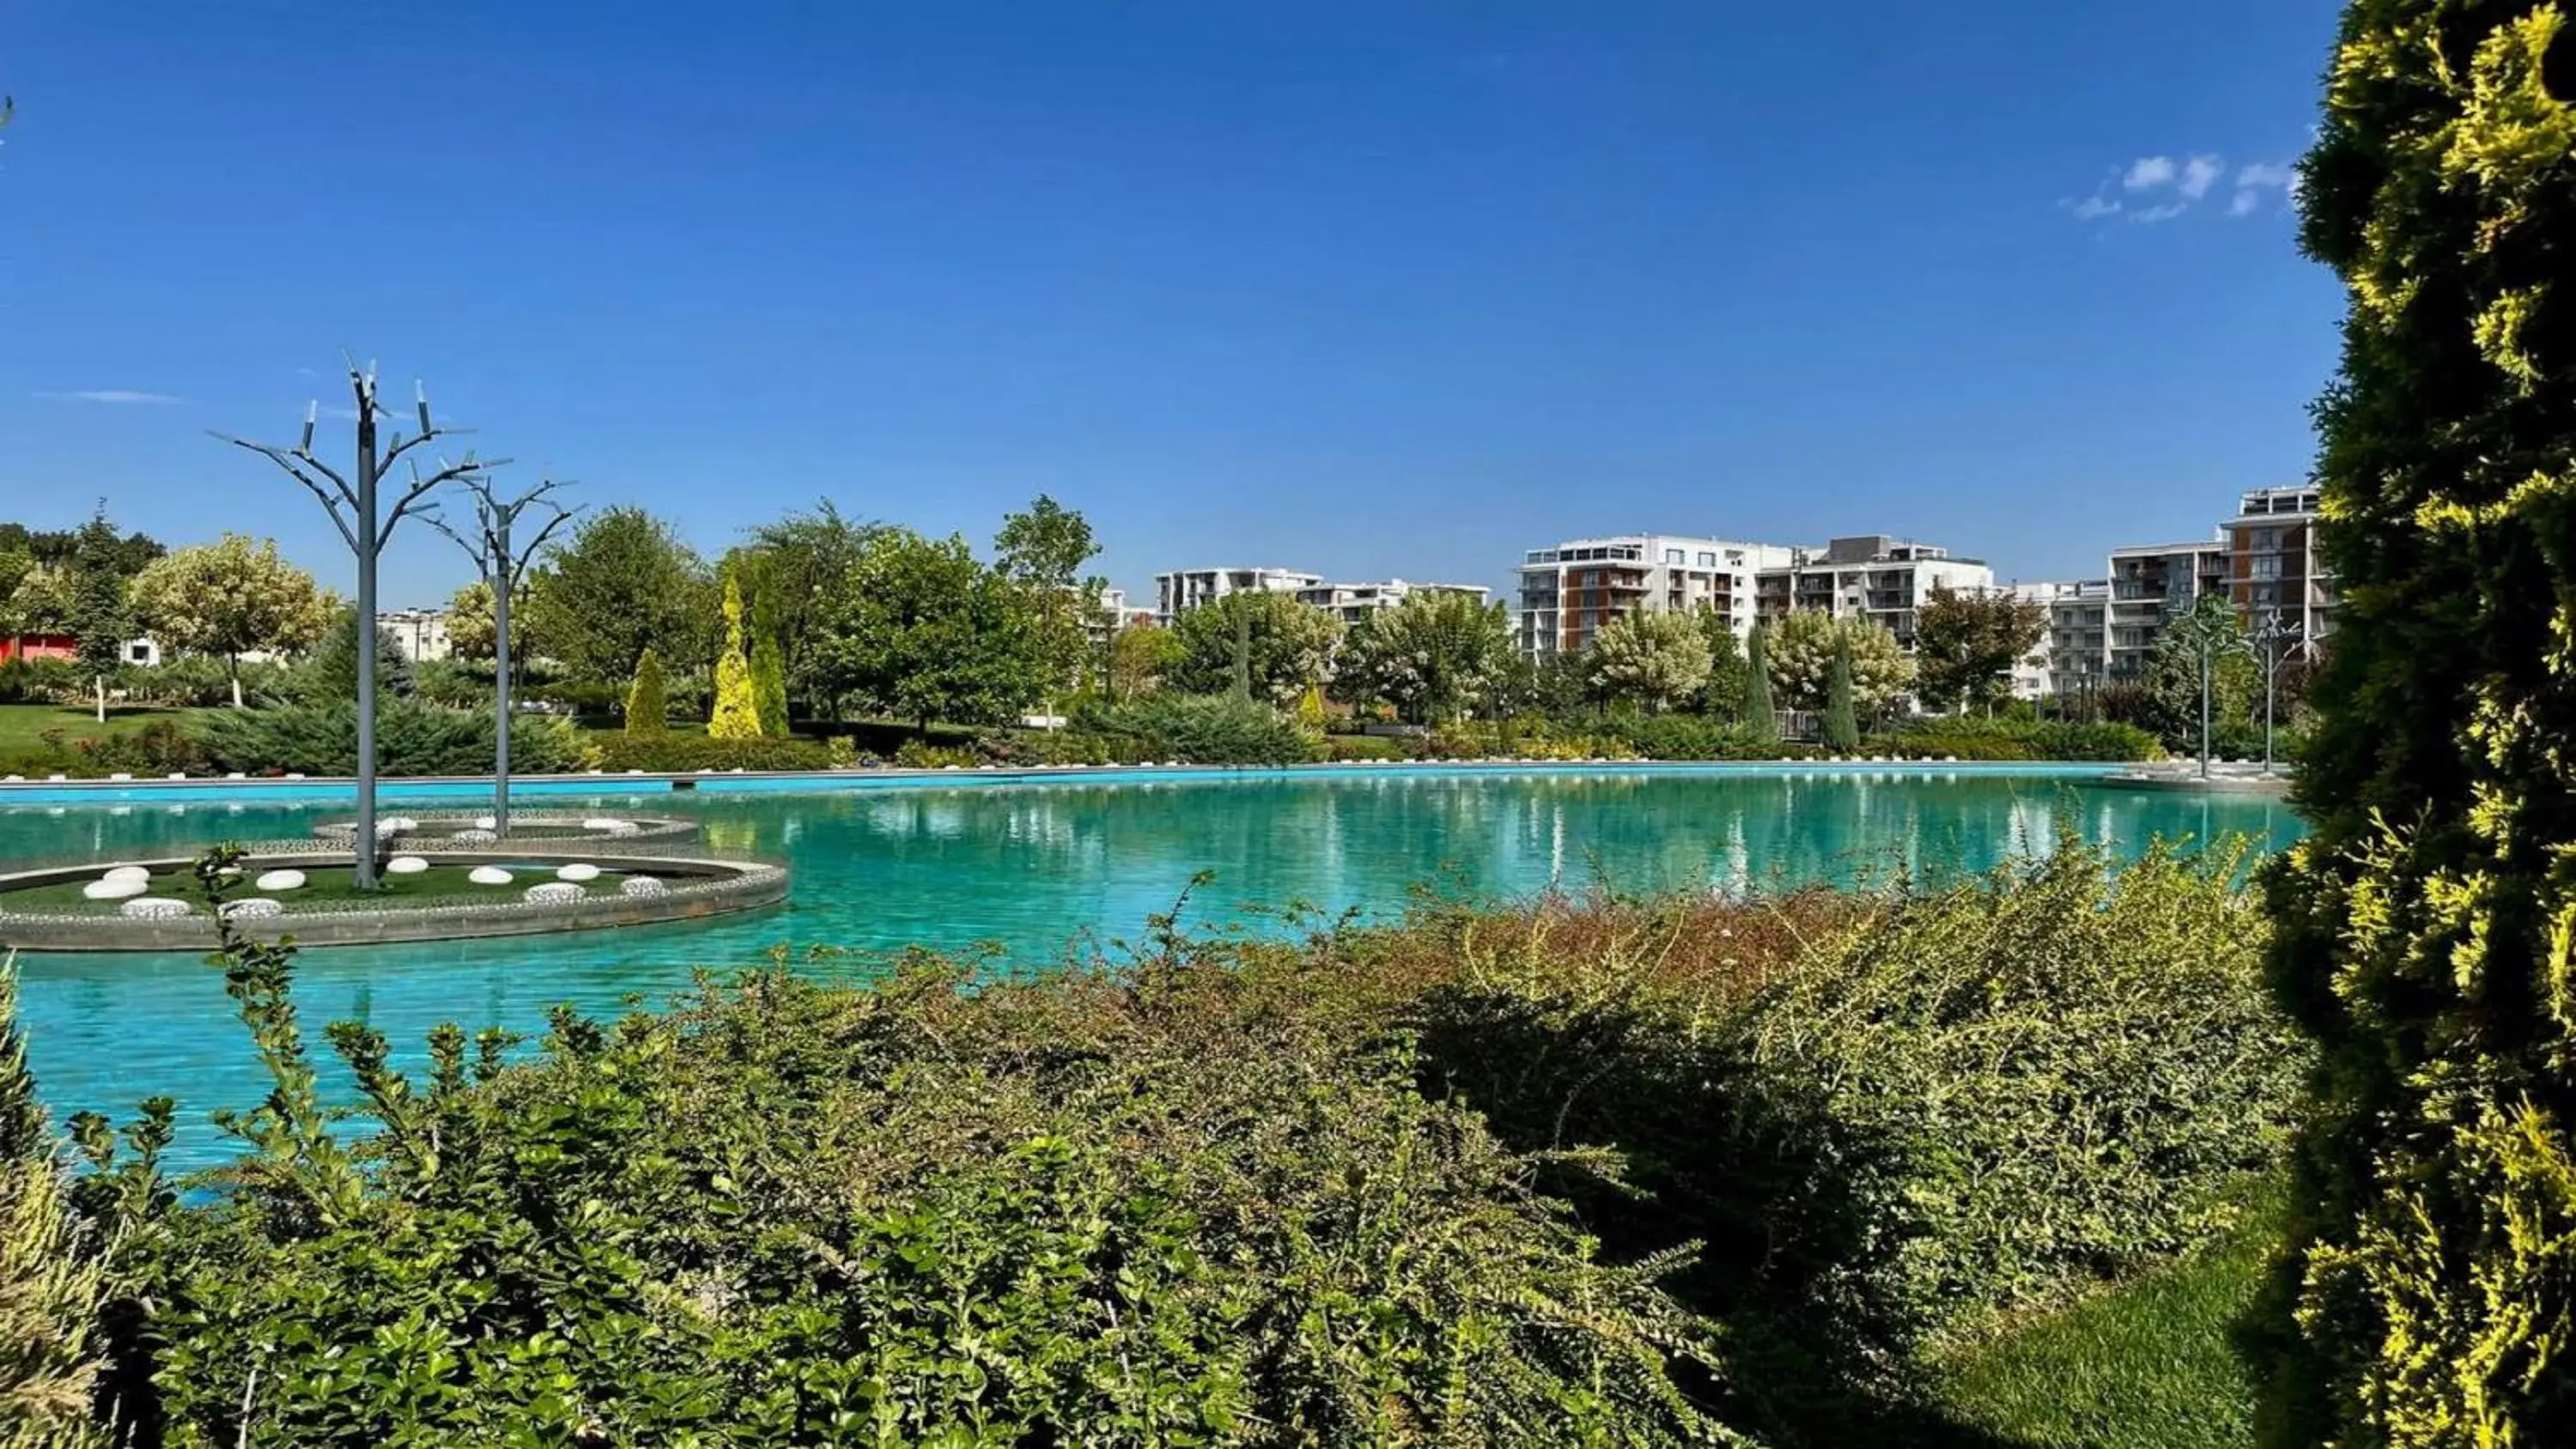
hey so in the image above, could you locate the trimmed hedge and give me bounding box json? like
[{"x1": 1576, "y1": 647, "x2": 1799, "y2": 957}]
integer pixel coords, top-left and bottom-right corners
[
  {"x1": 585, "y1": 734, "x2": 834, "y2": 773},
  {"x1": 1880, "y1": 719, "x2": 2160, "y2": 761},
  {"x1": 195, "y1": 701, "x2": 583, "y2": 777}
]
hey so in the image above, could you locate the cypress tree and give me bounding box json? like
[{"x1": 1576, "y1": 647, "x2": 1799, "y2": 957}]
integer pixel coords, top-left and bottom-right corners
[
  {"x1": 1741, "y1": 622, "x2": 1779, "y2": 744},
  {"x1": 751, "y1": 632, "x2": 789, "y2": 737},
  {"x1": 2257, "y1": 5, "x2": 2576, "y2": 1443},
  {"x1": 708, "y1": 574, "x2": 762, "y2": 741},
  {"x1": 625, "y1": 647, "x2": 668, "y2": 739},
  {"x1": 67, "y1": 511, "x2": 132, "y2": 723},
  {"x1": 1822, "y1": 640, "x2": 1859, "y2": 753}
]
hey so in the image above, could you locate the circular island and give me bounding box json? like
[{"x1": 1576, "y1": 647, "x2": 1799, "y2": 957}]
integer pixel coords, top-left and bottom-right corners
[
  {"x1": 0, "y1": 845, "x2": 787, "y2": 953},
  {"x1": 307, "y1": 809, "x2": 702, "y2": 850}
]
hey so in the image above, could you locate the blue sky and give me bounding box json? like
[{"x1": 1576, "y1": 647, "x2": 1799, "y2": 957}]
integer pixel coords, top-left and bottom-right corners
[{"x1": 2, "y1": 0, "x2": 2342, "y2": 607}]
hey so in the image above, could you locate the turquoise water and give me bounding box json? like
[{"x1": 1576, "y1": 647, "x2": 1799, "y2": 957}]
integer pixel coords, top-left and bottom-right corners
[{"x1": 2, "y1": 770, "x2": 2304, "y2": 1167}]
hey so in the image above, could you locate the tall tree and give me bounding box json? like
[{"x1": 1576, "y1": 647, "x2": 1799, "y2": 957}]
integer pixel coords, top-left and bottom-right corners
[
  {"x1": 993, "y1": 495, "x2": 1108, "y2": 703},
  {"x1": 1822, "y1": 640, "x2": 1861, "y2": 752},
  {"x1": 66, "y1": 511, "x2": 131, "y2": 722},
  {"x1": 1586, "y1": 609, "x2": 1710, "y2": 714},
  {"x1": 708, "y1": 573, "x2": 762, "y2": 740},
  {"x1": 1911, "y1": 585, "x2": 2044, "y2": 715},
  {"x1": 1765, "y1": 610, "x2": 1913, "y2": 717},
  {"x1": 1169, "y1": 592, "x2": 1344, "y2": 706},
  {"x1": 625, "y1": 648, "x2": 668, "y2": 738},
  {"x1": 2138, "y1": 597, "x2": 2255, "y2": 755},
  {"x1": 744, "y1": 501, "x2": 878, "y2": 720},
  {"x1": 1692, "y1": 606, "x2": 1750, "y2": 720},
  {"x1": 2256, "y1": 7, "x2": 2576, "y2": 1443},
  {"x1": 446, "y1": 581, "x2": 499, "y2": 662},
  {"x1": 521, "y1": 507, "x2": 711, "y2": 686},
  {"x1": 1742, "y1": 622, "x2": 1779, "y2": 743},
  {"x1": 128, "y1": 534, "x2": 331, "y2": 706},
  {"x1": 1108, "y1": 621, "x2": 1185, "y2": 702},
  {"x1": 1338, "y1": 592, "x2": 1517, "y2": 724},
  {"x1": 815, "y1": 528, "x2": 1043, "y2": 731}
]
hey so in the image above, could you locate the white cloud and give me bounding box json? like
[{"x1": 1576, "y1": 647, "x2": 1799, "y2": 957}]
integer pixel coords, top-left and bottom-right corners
[
  {"x1": 2178, "y1": 154, "x2": 2224, "y2": 200},
  {"x1": 2228, "y1": 190, "x2": 2263, "y2": 217},
  {"x1": 33, "y1": 389, "x2": 186, "y2": 405},
  {"x1": 2068, "y1": 194, "x2": 2123, "y2": 220},
  {"x1": 2129, "y1": 203, "x2": 2190, "y2": 225},
  {"x1": 2123, "y1": 155, "x2": 2178, "y2": 190},
  {"x1": 2237, "y1": 161, "x2": 2297, "y2": 191}
]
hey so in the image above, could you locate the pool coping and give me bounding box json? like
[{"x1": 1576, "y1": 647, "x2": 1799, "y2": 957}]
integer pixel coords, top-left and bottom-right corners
[{"x1": 0, "y1": 758, "x2": 2136, "y2": 806}]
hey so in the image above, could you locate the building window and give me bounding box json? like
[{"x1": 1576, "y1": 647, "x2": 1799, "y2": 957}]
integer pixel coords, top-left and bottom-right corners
[
  {"x1": 127, "y1": 644, "x2": 152, "y2": 664},
  {"x1": 2251, "y1": 555, "x2": 2281, "y2": 579},
  {"x1": 1663, "y1": 548, "x2": 1686, "y2": 566},
  {"x1": 1696, "y1": 551, "x2": 1718, "y2": 567}
]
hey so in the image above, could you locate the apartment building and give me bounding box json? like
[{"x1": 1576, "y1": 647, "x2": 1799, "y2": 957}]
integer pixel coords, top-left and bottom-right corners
[
  {"x1": 1152, "y1": 567, "x2": 1326, "y2": 625},
  {"x1": 2105, "y1": 540, "x2": 2231, "y2": 680},
  {"x1": 2224, "y1": 487, "x2": 2336, "y2": 645},
  {"x1": 1516, "y1": 535, "x2": 1799, "y2": 661},
  {"x1": 2039, "y1": 579, "x2": 2112, "y2": 698},
  {"x1": 1752, "y1": 536, "x2": 1995, "y2": 647},
  {"x1": 1297, "y1": 579, "x2": 1492, "y2": 629},
  {"x1": 382, "y1": 608, "x2": 454, "y2": 664}
]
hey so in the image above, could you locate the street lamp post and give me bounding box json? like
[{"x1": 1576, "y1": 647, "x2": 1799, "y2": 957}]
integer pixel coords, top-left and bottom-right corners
[
  {"x1": 429, "y1": 480, "x2": 578, "y2": 837},
  {"x1": 216, "y1": 362, "x2": 505, "y2": 888}
]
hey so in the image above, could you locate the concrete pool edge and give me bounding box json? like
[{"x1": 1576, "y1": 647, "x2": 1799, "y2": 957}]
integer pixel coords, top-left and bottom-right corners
[{"x1": 0, "y1": 758, "x2": 2135, "y2": 806}]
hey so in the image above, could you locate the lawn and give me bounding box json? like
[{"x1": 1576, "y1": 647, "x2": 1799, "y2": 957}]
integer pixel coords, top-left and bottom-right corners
[
  {"x1": 1927, "y1": 1180, "x2": 2282, "y2": 1449},
  {"x1": 0, "y1": 701, "x2": 202, "y2": 755},
  {"x1": 0, "y1": 861, "x2": 635, "y2": 914}
]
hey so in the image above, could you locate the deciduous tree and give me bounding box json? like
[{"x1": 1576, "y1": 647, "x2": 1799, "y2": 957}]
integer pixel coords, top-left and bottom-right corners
[
  {"x1": 994, "y1": 494, "x2": 1108, "y2": 702},
  {"x1": 67, "y1": 511, "x2": 131, "y2": 721},
  {"x1": 1169, "y1": 592, "x2": 1343, "y2": 706},
  {"x1": 744, "y1": 501, "x2": 878, "y2": 720},
  {"x1": 2255, "y1": 6, "x2": 2576, "y2": 1440},
  {"x1": 1339, "y1": 591, "x2": 1516, "y2": 724},
  {"x1": 1108, "y1": 621, "x2": 1184, "y2": 701},
  {"x1": 816, "y1": 528, "x2": 1042, "y2": 731},
  {"x1": 1586, "y1": 609, "x2": 1708, "y2": 714},
  {"x1": 1912, "y1": 585, "x2": 2044, "y2": 715},
  {"x1": 1765, "y1": 610, "x2": 1911, "y2": 717},
  {"x1": 128, "y1": 534, "x2": 330, "y2": 706},
  {"x1": 521, "y1": 507, "x2": 711, "y2": 686}
]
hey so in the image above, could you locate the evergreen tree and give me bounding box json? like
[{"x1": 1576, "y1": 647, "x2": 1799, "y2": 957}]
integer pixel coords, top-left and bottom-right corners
[
  {"x1": 1822, "y1": 640, "x2": 1860, "y2": 753},
  {"x1": 752, "y1": 631, "x2": 790, "y2": 737},
  {"x1": 303, "y1": 609, "x2": 415, "y2": 704},
  {"x1": 708, "y1": 574, "x2": 762, "y2": 740},
  {"x1": 2256, "y1": 5, "x2": 2576, "y2": 1443},
  {"x1": 66, "y1": 511, "x2": 132, "y2": 723},
  {"x1": 1741, "y1": 622, "x2": 1779, "y2": 744},
  {"x1": 625, "y1": 648, "x2": 668, "y2": 739},
  {"x1": 1693, "y1": 605, "x2": 1749, "y2": 721}
]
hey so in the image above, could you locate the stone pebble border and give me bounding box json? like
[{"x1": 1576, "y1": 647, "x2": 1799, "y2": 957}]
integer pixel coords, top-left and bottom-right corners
[
  {"x1": 0, "y1": 847, "x2": 788, "y2": 953},
  {"x1": 307, "y1": 810, "x2": 702, "y2": 852}
]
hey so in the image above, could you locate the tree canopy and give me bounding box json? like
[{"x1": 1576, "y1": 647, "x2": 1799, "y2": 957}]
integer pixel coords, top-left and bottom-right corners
[
  {"x1": 521, "y1": 507, "x2": 711, "y2": 686},
  {"x1": 1765, "y1": 610, "x2": 1912, "y2": 715},
  {"x1": 993, "y1": 494, "x2": 1108, "y2": 702},
  {"x1": 1911, "y1": 585, "x2": 2044, "y2": 715},
  {"x1": 1169, "y1": 592, "x2": 1343, "y2": 707},
  {"x1": 129, "y1": 534, "x2": 331, "y2": 703},
  {"x1": 742, "y1": 501, "x2": 879, "y2": 718},
  {"x1": 1338, "y1": 591, "x2": 1516, "y2": 724},
  {"x1": 814, "y1": 528, "x2": 1043, "y2": 729},
  {"x1": 1586, "y1": 609, "x2": 1709, "y2": 714}
]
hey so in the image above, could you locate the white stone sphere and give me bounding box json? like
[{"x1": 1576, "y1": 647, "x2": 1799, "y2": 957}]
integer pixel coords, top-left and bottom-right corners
[
  {"x1": 474, "y1": 815, "x2": 499, "y2": 830},
  {"x1": 119, "y1": 897, "x2": 190, "y2": 919},
  {"x1": 253, "y1": 870, "x2": 307, "y2": 893},
  {"x1": 386, "y1": 856, "x2": 430, "y2": 876},
  {"x1": 453, "y1": 828, "x2": 498, "y2": 845},
  {"x1": 101, "y1": 864, "x2": 154, "y2": 885},
  {"x1": 555, "y1": 863, "x2": 602, "y2": 882},
  {"x1": 82, "y1": 878, "x2": 149, "y2": 900},
  {"x1": 468, "y1": 866, "x2": 514, "y2": 886},
  {"x1": 580, "y1": 818, "x2": 627, "y2": 832},
  {"x1": 619, "y1": 875, "x2": 668, "y2": 898},
  {"x1": 524, "y1": 882, "x2": 584, "y2": 904},
  {"x1": 220, "y1": 898, "x2": 283, "y2": 921}
]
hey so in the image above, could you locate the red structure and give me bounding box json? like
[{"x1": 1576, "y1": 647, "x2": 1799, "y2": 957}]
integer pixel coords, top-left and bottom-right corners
[{"x1": 0, "y1": 633, "x2": 76, "y2": 664}]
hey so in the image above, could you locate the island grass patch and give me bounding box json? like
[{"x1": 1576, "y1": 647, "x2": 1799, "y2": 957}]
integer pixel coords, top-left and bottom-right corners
[{"x1": 0, "y1": 861, "x2": 632, "y2": 914}]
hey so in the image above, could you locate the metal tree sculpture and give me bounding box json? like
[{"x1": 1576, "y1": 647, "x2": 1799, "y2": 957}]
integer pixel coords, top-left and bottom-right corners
[
  {"x1": 428, "y1": 478, "x2": 577, "y2": 835},
  {"x1": 2249, "y1": 608, "x2": 2306, "y2": 775},
  {"x1": 215, "y1": 361, "x2": 507, "y2": 888}
]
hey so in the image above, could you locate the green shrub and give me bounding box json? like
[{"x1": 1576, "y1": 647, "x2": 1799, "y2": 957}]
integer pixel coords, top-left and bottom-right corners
[
  {"x1": 1321, "y1": 731, "x2": 1419, "y2": 762},
  {"x1": 623, "y1": 648, "x2": 668, "y2": 738},
  {"x1": 1061, "y1": 694, "x2": 1320, "y2": 766},
  {"x1": 195, "y1": 701, "x2": 582, "y2": 777},
  {"x1": 891, "y1": 738, "x2": 979, "y2": 769},
  {"x1": 1, "y1": 961, "x2": 109, "y2": 1446},
  {"x1": 75, "y1": 894, "x2": 1733, "y2": 1446},
  {"x1": 586, "y1": 734, "x2": 832, "y2": 773},
  {"x1": 76, "y1": 718, "x2": 203, "y2": 776},
  {"x1": 0, "y1": 658, "x2": 81, "y2": 706},
  {"x1": 410, "y1": 659, "x2": 494, "y2": 710},
  {"x1": 1881, "y1": 719, "x2": 2160, "y2": 761}
]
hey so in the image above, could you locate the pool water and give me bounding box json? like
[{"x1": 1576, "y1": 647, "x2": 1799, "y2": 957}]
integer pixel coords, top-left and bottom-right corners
[{"x1": 1, "y1": 770, "x2": 2304, "y2": 1167}]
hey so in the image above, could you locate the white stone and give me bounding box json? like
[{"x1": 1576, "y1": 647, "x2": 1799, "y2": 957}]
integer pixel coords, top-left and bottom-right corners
[
  {"x1": 524, "y1": 881, "x2": 584, "y2": 904},
  {"x1": 167, "y1": 772, "x2": 187, "y2": 780},
  {"x1": 285, "y1": 773, "x2": 305, "y2": 779},
  {"x1": 469, "y1": 866, "x2": 513, "y2": 886},
  {"x1": 82, "y1": 878, "x2": 149, "y2": 900},
  {"x1": 108, "y1": 772, "x2": 133, "y2": 781},
  {"x1": 386, "y1": 856, "x2": 430, "y2": 876},
  {"x1": 119, "y1": 897, "x2": 190, "y2": 919},
  {"x1": 2, "y1": 774, "x2": 19, "y2": 783},
  {"x1": 47, "y1": 773, "x2": 66, "y2": 782},
  {"x1": 474, "y1": 815, "x2": 499, "y2": 830},
  {"x1": 219, "y1": 898, "x2": 283, "y2": 921},
  {"x1": 598, "y1": 821, "x2": 641, "y2": 836},
  {"x1": 453, "y1": 828, "x2": 498, "y2": 845},
  {"x1": 556, "y1": 863, "x2": 602, "y2": 882},
  {"x1": 101, "y1": 864, "x2": 154, "y2": 885},
  {"x1": 580, "y1": 818, "x2": 626, "y2": 832},
  {"x1": 254, "y1": 870, "x2": 307, "y2": 893},
  {"x1": 619, "y1": 875, "x2": 668, "y2": 898},
  {"x1": 376, "y1": 816, "x2": 418, "y2": 836},
  {"x1": 226, "y1": 772, "x2": 246, "y2": 779}
]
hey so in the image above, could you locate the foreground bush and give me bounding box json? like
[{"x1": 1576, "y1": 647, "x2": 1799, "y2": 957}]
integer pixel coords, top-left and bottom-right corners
[
  {"x1": 194, "y1": 700, "x2": 582, "y2": 777},
  {"x1": 1023, "y1": 694, "x2": 1321, "y2": 766},
  {"x1": 72, "y1": 900, "x2": 1732, "y2": 1446},
  {"x1": 0, "y1": 962, "x2": 107, "y2": 1447},
  {"x1": 1879, "y1": 718, "x2": 2160, "y2": 761}
]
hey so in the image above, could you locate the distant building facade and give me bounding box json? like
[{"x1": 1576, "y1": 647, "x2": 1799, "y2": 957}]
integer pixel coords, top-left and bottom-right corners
[
  {"x1": 1516, "y1": 535, "x2": 1797, "y2": 661},
  {"x1": 1752, "y1": 536, "x2": 1995, "y2": 647},
  {"x1": 2223, "y1": 486, "x2": 2336, "y2": 647},
  {"x1": 1152, "y1": 567, "x2": 1325, "y2": 626},
  {"x1": 381, "y1": 608, "x2": 454, "y2": 664},
  {"x1": 1297, "y1": 579, "x2": 1491, "y2": 629}
]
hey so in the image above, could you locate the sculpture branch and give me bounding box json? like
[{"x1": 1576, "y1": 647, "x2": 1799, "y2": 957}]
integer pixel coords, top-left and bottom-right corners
[
  {"x1": 512, "y1": 502, "x2": 580, "y2": 577},
  {"x1": 210, "y1": 433, "x2": 360, "y2": 551}
]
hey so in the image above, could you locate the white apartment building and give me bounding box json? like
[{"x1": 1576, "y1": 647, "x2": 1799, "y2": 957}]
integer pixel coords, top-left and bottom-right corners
[
  {"x1": 1153, "y1": 567, "x2": 1325, "y2": 625},
  {"x1": 1753, "y1": 536, "x2": 1995, "y2": 647},
  {"x1": 1997, "y1": 581, "x2": 2086, "y2": 701},
  {"x1": 2223, "y1": 487, "x2": 2336, "y2": 646},
  {"x1": 1516, "y1": 535, "x2": 1799, "y2": 661},
  {"x1": 381, "y1": 608, "x2": 453, "y2": 663},
  {"x1": 2040, "y1": 579, "x2": 2112, "y2": 699},
  {"x1": 1297, "y1": 579, "x2": 1492, "y2": 628}
]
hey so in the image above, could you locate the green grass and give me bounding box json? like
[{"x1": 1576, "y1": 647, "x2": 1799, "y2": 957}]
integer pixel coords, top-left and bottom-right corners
[
  {"x1": 0, "y1": 701, "x2": 201, "y2": 754},
  {"x1": 0, "y1": 862, "x2": 632, "y2": 914},
  {"x1": 1927, "y1": 1181, "x2": 2282, "y2": 1449}
]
